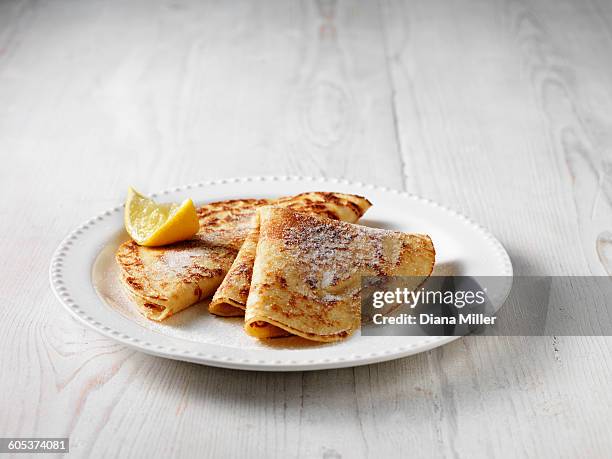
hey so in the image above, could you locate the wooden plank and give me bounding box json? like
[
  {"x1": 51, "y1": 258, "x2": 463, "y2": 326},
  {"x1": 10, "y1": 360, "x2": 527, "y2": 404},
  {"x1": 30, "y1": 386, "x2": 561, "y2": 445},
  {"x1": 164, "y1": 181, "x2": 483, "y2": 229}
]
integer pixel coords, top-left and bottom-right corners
[
  {"x1": 380, "y1": 0, "x2": 612, "y2": 456},
  {"x1": 1, "y1": 0, "x2": 612, "y2": 457},
  {"x1": 0, "y1": 0, "x2": 404, "y2": 457}
]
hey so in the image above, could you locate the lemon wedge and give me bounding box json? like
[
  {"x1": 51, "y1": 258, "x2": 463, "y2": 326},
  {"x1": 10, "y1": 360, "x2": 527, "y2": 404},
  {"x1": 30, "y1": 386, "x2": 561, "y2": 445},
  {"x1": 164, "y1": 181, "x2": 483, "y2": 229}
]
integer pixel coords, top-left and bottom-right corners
[{"x1": 124, "y1": 187, "x2": 199, "y2": 246}]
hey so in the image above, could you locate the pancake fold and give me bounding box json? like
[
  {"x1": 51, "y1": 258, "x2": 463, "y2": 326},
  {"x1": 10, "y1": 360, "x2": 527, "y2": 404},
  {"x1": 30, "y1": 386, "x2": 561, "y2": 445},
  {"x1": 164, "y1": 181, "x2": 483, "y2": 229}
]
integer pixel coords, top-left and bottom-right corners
[
  {"x1": 117, "y1": 192, "x2": 371, "y2": 321},
  {"x1": 244, "y1": 207, "x2": 435, "y2": 342},
  {"x1": 208, "y1": 192, "x2": 371, "y2": 316},
  {"x1": 116, "y1": 198, "x2": 271, "y2": 320}
]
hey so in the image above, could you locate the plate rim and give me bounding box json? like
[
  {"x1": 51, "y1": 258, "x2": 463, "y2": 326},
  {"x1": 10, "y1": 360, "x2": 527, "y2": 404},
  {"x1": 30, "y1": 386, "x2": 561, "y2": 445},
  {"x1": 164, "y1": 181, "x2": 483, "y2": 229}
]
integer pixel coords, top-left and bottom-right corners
[{"x1": 49, "y1": 175, "x2": 513, "y2": 371}]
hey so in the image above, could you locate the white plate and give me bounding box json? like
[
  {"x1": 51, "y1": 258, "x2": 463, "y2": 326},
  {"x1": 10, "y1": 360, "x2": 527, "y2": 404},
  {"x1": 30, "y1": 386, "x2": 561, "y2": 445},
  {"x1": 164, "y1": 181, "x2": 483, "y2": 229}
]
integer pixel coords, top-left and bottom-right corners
[{"x1": 49, "y1": 176, "x2": 512, "y2": 371}]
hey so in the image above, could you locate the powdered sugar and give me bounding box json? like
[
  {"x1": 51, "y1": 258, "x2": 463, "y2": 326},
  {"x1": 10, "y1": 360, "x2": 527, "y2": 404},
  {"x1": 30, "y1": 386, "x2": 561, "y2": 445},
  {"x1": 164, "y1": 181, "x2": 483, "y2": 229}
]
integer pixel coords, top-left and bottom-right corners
[
  {"x1": 321, "y1": 270, "x2": 335, "y2": 289},
  {"x1": 279, "y1": 214, "x2": 396, "y2": 291},
  {"x1": 159, "y1": 247, "x2": 200, "y2": 273}
]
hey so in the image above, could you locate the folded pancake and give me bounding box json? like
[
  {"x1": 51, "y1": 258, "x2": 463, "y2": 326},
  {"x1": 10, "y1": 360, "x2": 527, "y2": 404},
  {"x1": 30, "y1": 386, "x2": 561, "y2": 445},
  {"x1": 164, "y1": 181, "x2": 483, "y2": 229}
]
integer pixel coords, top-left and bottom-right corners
[
  {"x1": 116, "y1": 192, "x2": 371, "y2": 321},
  {"x1": 244, "y1": 207, "x2": 435, "y2": 342},
  {"x1": 209, "y1": 192, "x2": 372, "y2": 317},
  {"x1": 207, "y1": 224, "x2": 261, "y2": 317},
  {"x1": 116, "y1": 198, "x2": 272, "y2": 321}
]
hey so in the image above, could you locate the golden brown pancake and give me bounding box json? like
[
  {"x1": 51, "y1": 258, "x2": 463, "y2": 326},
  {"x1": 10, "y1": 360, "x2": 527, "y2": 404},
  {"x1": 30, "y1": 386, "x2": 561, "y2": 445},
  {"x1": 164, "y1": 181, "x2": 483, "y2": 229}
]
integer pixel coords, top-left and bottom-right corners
[
  {"x1": 116, "y1": 198, "x2": 272, "y2": 321},
  {"x1": 244, "y1": 207, "x2": 435, "y2": 342},
  {"x1": 116, "y1": 193, "x2": 371, "y2": 321},
  {"x1": 208, "y1": 192, "x2": 371, "y2": 316}
]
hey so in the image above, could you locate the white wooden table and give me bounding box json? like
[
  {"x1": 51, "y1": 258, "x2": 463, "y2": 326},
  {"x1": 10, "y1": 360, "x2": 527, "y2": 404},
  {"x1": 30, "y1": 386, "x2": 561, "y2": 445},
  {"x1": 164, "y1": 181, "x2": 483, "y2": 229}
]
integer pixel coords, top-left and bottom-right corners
[{"x1": 1, "y1": 0, "x2": 611, "y2": 457}]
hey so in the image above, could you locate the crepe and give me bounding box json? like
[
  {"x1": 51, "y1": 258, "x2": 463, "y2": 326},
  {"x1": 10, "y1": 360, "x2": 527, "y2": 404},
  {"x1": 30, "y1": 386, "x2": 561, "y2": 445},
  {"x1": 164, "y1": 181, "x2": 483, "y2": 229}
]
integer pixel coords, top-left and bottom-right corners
[
  {"x1": 116, "y1": 192, "x2": 371, "y2": 321},
  {"x1": 116, "y1": 198, "x2": 272, "y2": 321},
  {"x1": 208, "y1": 192, "x2": 371, "y2": 316},
  {"x1": 244, "y1": 207, "x2": 435, "y2": 342}
]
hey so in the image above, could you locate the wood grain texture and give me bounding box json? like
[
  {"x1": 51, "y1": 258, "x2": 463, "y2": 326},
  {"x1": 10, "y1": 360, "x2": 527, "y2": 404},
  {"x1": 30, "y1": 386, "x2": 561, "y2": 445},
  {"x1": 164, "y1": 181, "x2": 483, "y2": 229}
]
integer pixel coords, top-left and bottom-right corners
[{"x1": 1, "y1": 0, "x2": 611, "y2": 458}]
